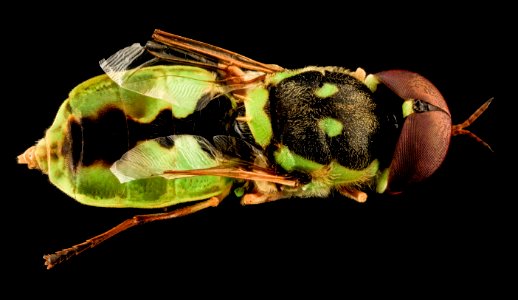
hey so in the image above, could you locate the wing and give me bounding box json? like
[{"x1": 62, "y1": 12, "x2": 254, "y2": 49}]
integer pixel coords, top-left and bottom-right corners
[
  {"x1": 149, "y1": 29, "x2": 283, "y2": 74},
  {"x1": 99, "y1": 29, "x2": 284, "y2": 111},
  {"x1": 110, "y1": 135, "x2": 297, "y2": 187}
]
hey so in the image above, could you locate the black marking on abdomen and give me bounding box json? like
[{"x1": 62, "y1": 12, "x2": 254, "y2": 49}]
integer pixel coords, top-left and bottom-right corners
[{"x1": 68, "y1": 96, "x2": 234, "y2": 169}]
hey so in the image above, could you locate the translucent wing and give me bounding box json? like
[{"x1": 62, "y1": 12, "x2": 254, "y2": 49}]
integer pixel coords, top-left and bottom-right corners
[
  {"x1": 100, "y1": 44, "x2": 229, "y2": 111},
  {"x1": 110, "y1": 135, "x2": 217, "y2": 183},
  {"x1": 99, "y1": 29, "x2": 283, "y2": 111},
  {"x1": 111, "y1": 135, "x2": 297, "y2": 186}
]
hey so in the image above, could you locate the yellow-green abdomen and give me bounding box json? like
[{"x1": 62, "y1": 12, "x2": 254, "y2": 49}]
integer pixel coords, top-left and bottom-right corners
[{"x1": 37, "y1": 66, "x2": 235, "y2": 208}]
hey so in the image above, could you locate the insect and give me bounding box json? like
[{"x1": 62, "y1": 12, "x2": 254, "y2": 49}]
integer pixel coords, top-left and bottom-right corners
[{"x1": 18, "y1": 29, "x2": 492, "y2": 269}]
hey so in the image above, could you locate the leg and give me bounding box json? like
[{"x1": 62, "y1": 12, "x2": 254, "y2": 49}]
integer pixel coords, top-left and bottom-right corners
[
  {"x1": 243, "y1": 188, "x2": 367, "y2": 205},
  {"x1": 44, "y1": 196, "x2": 223, "y2": 269},
  {"x1": 241, "y1": 192, "x2": 286, "y2": 205},
  {"x1": 337, "y1": 186, "x2": 367, "y2": 203}
]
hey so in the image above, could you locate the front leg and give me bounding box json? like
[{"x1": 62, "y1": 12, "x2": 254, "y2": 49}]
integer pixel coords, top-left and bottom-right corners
[{"x1": 337, "y1": 186, "x2": 368, "y2": 203}]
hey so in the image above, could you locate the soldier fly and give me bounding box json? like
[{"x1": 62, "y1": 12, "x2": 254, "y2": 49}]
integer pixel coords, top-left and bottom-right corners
[{"x1": 17, "y1": 29, "x2": 492, "y2": 269}]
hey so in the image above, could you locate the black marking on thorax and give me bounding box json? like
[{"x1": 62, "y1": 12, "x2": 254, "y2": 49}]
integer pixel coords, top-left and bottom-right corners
[{"x1": 269, "y1": 70, "x2": 380, "y2": 170}]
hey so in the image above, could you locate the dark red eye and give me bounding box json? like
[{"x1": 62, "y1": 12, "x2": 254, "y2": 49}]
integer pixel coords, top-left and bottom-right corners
[{"x1": 375, "y1": 70, "x2": 452, "y2": 193}]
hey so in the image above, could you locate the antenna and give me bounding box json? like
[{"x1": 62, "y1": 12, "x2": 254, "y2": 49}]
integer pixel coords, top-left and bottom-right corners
[{"x1": 451, "y1": 98, "x2": 493, "y2": 151}]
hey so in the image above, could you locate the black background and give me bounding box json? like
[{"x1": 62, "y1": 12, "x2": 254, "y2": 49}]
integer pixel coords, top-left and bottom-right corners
[{"x1": 3, "y1": 3, "x2": 508, "y2": 296}]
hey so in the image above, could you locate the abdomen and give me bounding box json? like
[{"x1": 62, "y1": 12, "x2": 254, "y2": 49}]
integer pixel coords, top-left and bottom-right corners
[{"x1": 42, "y1": 67, "x2": 235, "y2": 208}]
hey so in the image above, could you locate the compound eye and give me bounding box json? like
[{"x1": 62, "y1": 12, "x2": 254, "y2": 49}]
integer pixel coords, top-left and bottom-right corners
[{"x1": 375, "y1": 70, "x2": 452, "y2": 192}]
